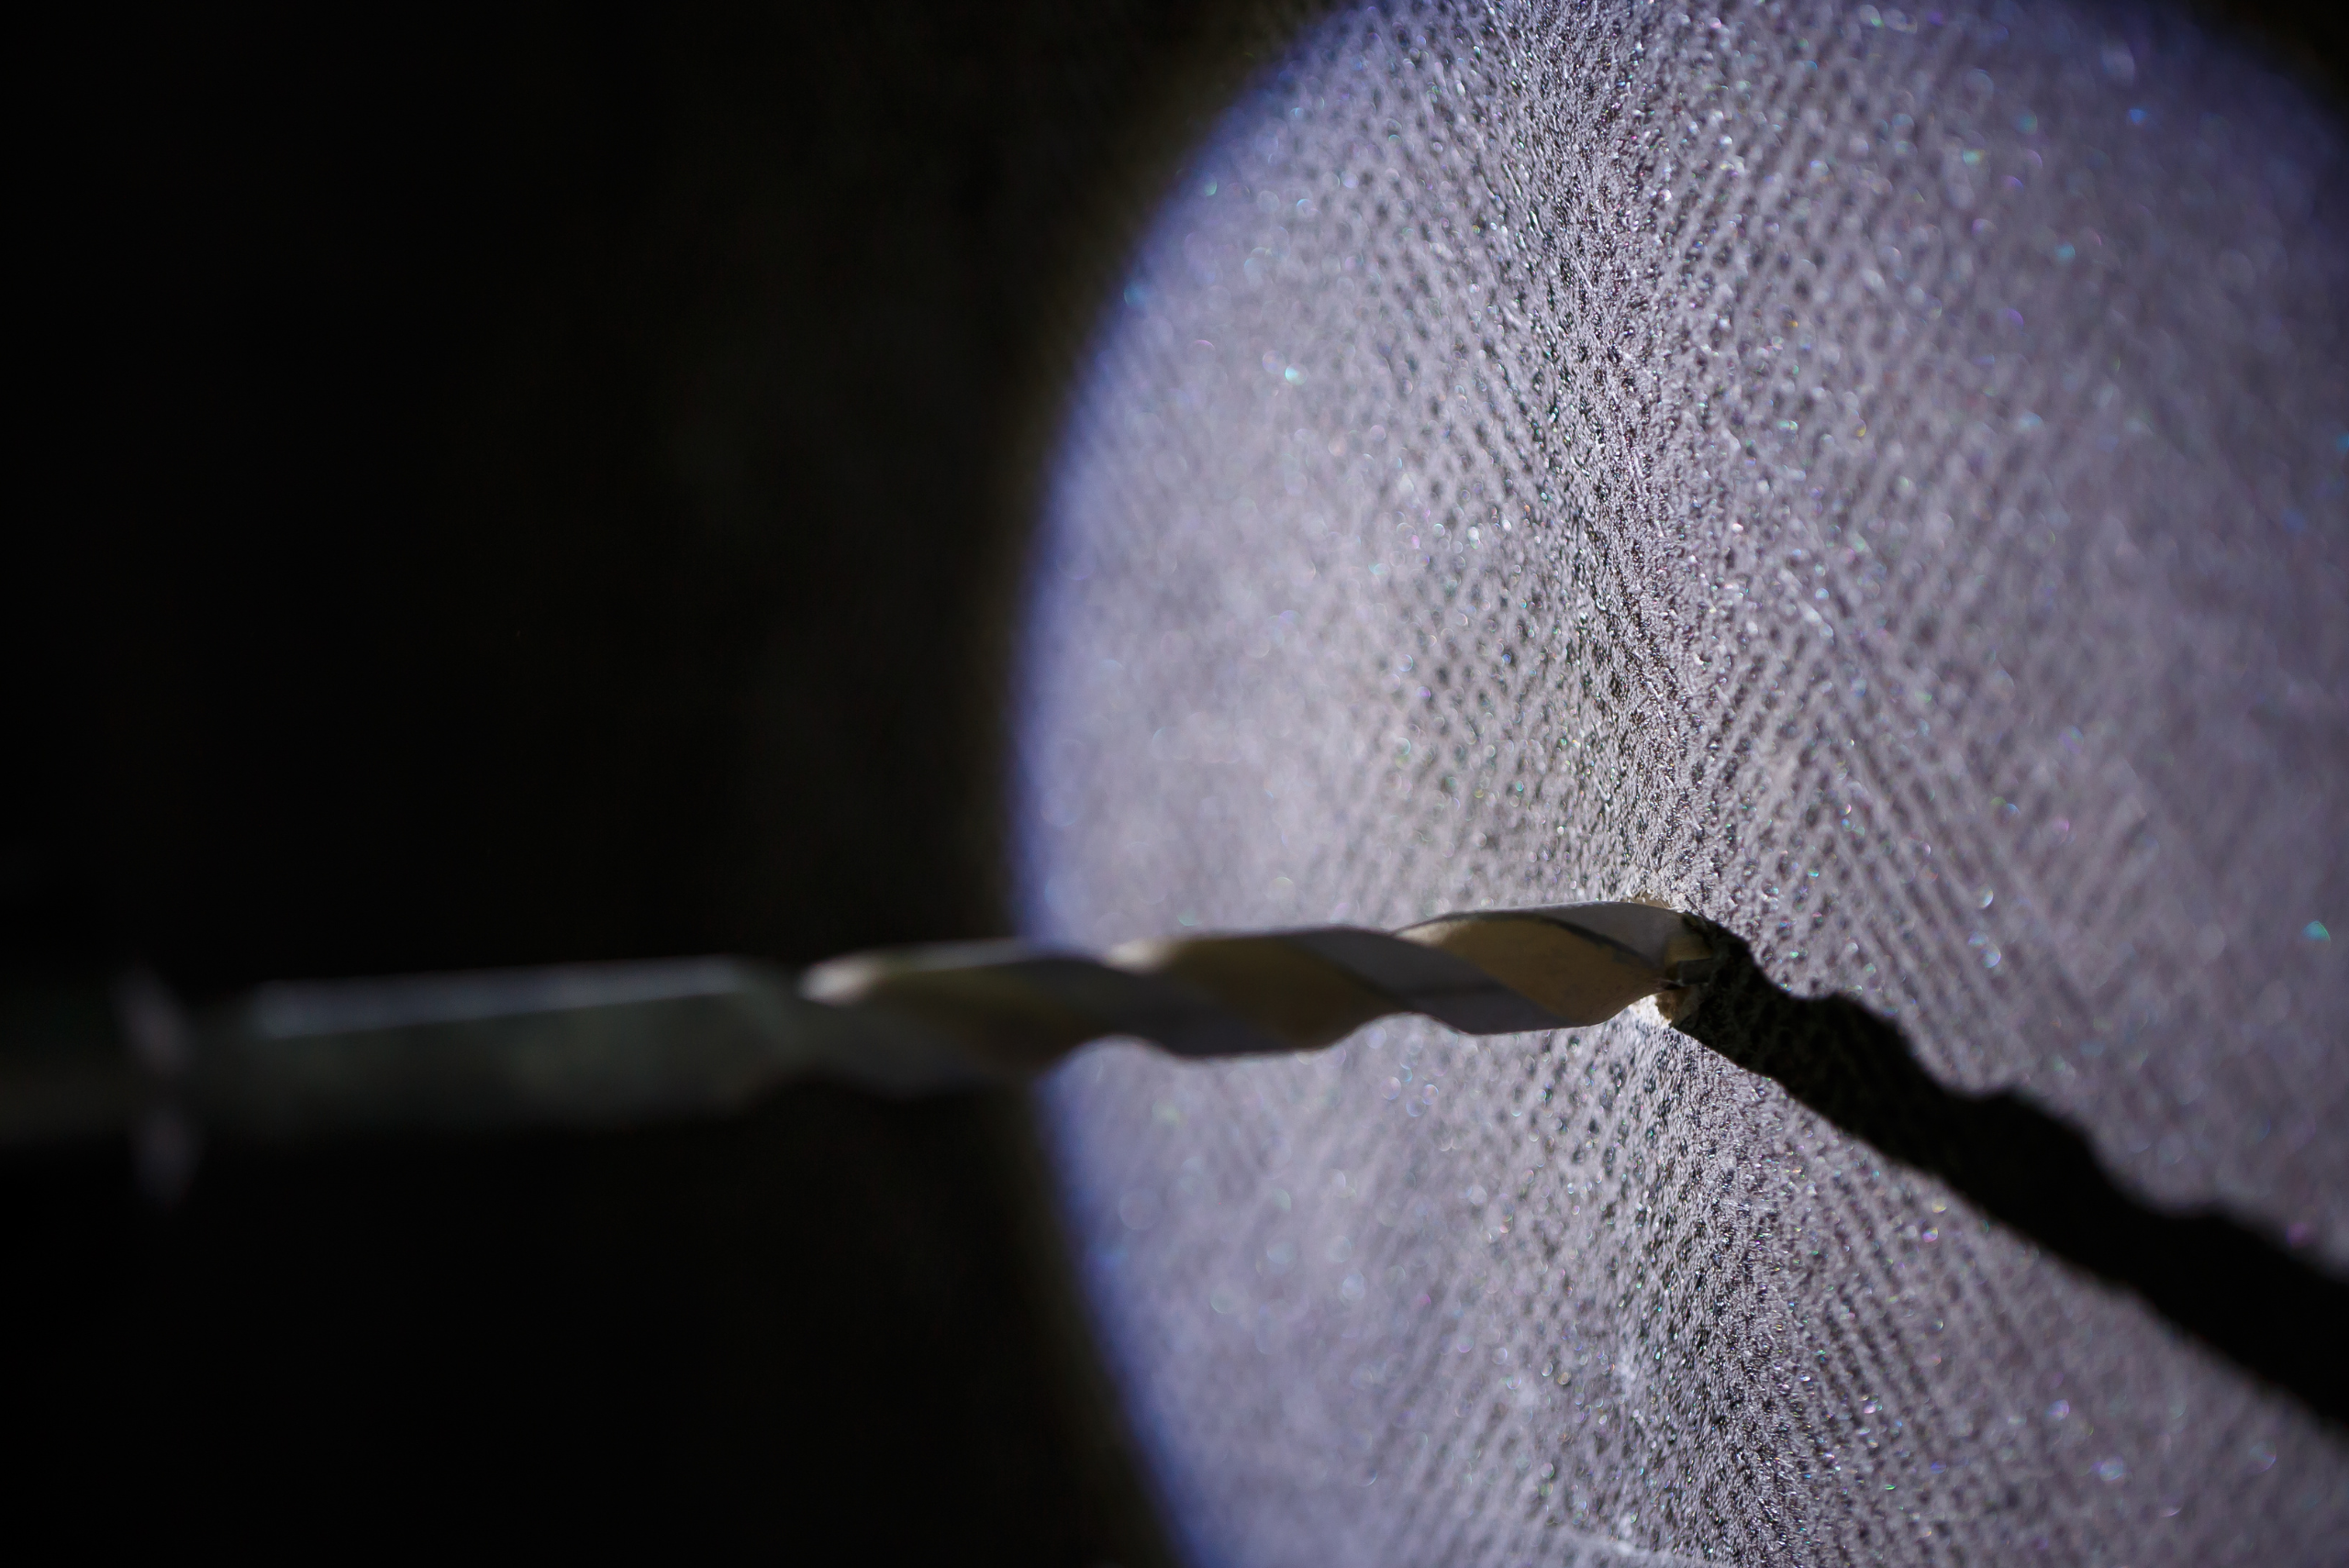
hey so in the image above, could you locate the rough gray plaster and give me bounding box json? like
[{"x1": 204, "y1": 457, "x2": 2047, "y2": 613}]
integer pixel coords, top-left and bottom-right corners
[{"x1": 1019, "y1": 4, "x2": 2349, "y2": 1562}]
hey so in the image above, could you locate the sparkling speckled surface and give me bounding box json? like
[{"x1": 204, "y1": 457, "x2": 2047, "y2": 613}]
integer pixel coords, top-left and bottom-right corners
[{"x1": 1019, "y1": 4, "x2": 2349, "y2": 1562}]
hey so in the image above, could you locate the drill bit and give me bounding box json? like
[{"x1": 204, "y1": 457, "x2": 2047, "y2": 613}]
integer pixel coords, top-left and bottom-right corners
[{"x1": 0, "y1": 902, "x2": 1717, "y2": 1146}]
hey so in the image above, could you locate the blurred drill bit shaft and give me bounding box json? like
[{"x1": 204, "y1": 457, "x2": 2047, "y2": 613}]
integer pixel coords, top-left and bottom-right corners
[{"x1": 0, "y1": 902, "x2": 1717, "y2": 1149}]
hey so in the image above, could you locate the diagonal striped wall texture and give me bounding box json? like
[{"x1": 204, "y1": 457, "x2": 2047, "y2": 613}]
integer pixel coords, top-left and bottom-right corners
[{"x1": 1019, "y1": 3, "x2": 2349, "y2": 1563}]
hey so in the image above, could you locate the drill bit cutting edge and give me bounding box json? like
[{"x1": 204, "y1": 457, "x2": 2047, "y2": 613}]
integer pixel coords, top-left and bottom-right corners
[
  {"x1": 1, "y1": 903, "x2": 1718, "y2": 1148},
  {"x1": 801, "y1": 901, "x2": 1718, "y2": 1074}
]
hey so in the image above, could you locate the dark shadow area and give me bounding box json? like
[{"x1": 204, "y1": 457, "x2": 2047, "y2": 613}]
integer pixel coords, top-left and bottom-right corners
[
  {"x1": 5, "y1": 1084, "x2": 1163, "y2": 1558},
  {"x1": 1674, "y1": 921, "x2": 2349, "y2": 1429},
  {"x1": 5, "y1": 0, "x2": 1332, "y2": 1556}
]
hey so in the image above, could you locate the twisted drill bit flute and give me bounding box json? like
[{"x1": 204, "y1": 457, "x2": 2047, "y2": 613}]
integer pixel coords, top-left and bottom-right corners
[
  {"x1": 18, "y1": 900, "x2": 2349, "y2": 1429},
  {"x1": 0, "y1": 903, "x2": 1716, "y2": 1145}
]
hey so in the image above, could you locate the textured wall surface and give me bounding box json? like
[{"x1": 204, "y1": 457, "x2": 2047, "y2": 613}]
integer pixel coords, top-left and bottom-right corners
[{"x1": 1019, "y1": 2, "x2": 2349, "y2": 1562}]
